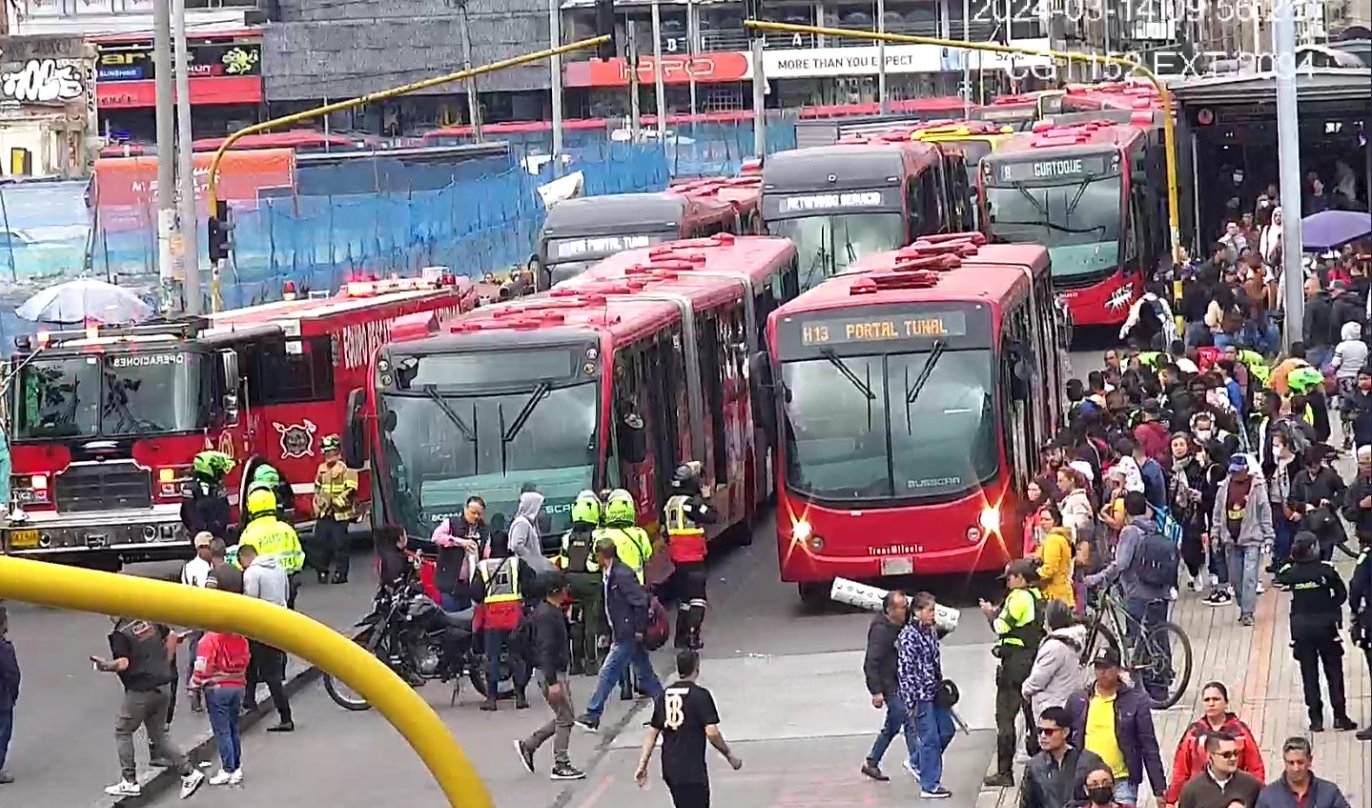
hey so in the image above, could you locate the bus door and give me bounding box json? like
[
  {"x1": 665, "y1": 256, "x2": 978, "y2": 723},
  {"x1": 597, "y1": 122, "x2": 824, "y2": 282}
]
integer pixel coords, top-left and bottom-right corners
[
  {"x1": 997, "y1": 299, "x2": 1039, "y2": 502},
  {"x1": 696, "y1": 295, "x2": 751, "y2": 525},
  {"x1": 610, "y1": 325, "x2": 687, "y2": 528}
]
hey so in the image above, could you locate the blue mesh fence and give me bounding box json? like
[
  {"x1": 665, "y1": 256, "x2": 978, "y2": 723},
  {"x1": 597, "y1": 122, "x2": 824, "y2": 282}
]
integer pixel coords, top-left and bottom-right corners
[{"x1": 0, "y1": 118, "x2": 809, "y2": 343}]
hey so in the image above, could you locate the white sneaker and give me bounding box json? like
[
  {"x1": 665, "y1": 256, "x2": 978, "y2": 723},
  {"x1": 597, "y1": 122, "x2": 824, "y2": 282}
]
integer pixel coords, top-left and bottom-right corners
[
  {"x1": 180, "y1": 769, "x2": 205, "y2": 799},
  {"x1": 104, "y1": 780, "x2": 141, "y2": 797},
  {"x1": 209, "y1": 770, "x2": 233, "y2": 786},
  {"x1": 1256, "y1": 582, "x2": 1266, "y2": 595},
  {"x1": 903, "y1": 759, "x2": 920, "y2": 778},
  {"x1": 229, "y1": 769, "x2": 243, "y2": 785}
]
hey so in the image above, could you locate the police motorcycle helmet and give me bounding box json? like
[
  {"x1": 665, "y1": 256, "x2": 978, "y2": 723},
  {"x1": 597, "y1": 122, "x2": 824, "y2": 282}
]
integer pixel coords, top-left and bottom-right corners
[
  {"x1": 193, "y1": 450, "x2": 235, "y2": 479},
  {"x1": 604, "y1": 489, "x2": 637, "y2": 526},
  {"x1": 671, "y1": 461, "x2": 704, "y2": 495},
  {"x1": 245, "y1": 488, "x2": 278, "y2": 520},
  {"x1": 571, "y1": 491, "x2": 602, "y2": 527}
]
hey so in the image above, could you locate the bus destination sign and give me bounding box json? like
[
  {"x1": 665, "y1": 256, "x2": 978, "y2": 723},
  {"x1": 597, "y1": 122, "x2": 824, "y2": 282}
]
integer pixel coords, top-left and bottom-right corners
[
  {"x1": 799, "y1": 310, "x2": 969, "y2": 346},
  {"x1": 992, "y1": 154, "x2": 1111, "y2": 184}
]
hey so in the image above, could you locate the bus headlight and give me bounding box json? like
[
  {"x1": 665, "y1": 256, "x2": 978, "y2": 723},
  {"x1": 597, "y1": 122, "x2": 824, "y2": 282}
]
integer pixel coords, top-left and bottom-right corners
[
  {"x1": 792, "y1": 520, "x2": 813, "y2": 543},
  {"x1": 978, "y1": 507, "x2": 1000, "y2": 535}
]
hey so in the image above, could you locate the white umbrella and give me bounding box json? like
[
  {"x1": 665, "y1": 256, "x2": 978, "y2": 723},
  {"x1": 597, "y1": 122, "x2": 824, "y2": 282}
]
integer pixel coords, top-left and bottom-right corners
[{"x1": 15, "y1": 278, "x2": 152, "y2": 325}]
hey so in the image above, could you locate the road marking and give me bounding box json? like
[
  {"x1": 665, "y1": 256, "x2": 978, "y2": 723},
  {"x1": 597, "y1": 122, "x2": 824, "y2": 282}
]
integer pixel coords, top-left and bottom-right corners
[{"x1": 570, "y1": 775, "x2": 613, "y2": 808}]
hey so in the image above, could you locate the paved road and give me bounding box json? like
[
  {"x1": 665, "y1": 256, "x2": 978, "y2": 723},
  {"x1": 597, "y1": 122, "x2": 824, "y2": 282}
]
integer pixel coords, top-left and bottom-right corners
[
  {"x1": 135, "y1": 514, "x2": 1006, "y2": 808},
  {"x1": 1, "y1": 554, "x2": 378, "y2": 806},
  {"x1": 8, "y1": 345, "x2": 1106, "y2": 807}
]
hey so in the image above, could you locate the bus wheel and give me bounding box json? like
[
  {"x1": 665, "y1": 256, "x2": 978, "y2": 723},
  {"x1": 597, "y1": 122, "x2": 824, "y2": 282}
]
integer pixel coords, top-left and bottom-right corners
[{"x1": 797, "y1": 582, "x2": 831, "y2": 613}]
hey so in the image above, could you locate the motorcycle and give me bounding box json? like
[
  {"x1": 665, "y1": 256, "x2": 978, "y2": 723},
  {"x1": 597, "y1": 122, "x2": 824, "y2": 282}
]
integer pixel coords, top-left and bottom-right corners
[{"x1": 323, "y1": 562, "x2": 515, "y2": 711}]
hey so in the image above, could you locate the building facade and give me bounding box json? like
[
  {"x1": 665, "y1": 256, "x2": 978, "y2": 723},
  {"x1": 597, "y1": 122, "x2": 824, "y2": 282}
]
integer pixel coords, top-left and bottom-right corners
[{"x1": 0, "y1": 35, "x2": 98, "y2": 177}]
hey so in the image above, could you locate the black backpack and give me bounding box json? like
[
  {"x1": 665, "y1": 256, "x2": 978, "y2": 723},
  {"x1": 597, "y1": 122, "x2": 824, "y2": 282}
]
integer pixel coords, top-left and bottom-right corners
[
  {"x1": 563, "y1": 527, "x2": 595, "y2": 573},
  {"x1": 1134, "y1": 522, "x2": 1180, "y2": 589}
]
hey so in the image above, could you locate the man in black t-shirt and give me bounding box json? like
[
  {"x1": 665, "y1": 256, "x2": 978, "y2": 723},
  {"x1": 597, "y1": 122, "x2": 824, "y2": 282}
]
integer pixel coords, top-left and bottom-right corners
[
  {"x1": 634, "y1": 649, "x2": 742, "y2": 808},
  {"x1": 91, "y1": 617, "x2": 205, "y2": 799}
]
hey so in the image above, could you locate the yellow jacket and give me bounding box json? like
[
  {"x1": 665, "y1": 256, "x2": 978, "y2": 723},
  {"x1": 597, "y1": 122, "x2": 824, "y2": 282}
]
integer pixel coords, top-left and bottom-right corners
[
  {"x1": 314, "y1": 461, "x2": 359, "y2": 521},
  {"x1": 237, "y1": 514, "x2": 305, "y2": 575},
  {"x1": 1035, "y1": 527, "x2": 1075, "y2": 609}
]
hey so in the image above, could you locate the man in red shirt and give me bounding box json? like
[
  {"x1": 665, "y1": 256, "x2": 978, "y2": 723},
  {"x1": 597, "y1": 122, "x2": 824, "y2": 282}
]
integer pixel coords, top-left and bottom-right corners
[{"x1": 190, "y1": 631, "x2": 251, "y2": 786}]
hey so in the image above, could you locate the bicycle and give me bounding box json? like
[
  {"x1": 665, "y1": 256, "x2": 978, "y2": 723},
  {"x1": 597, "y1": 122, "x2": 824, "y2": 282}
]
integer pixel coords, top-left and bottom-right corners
[{"x1": 1077, "y1": 585, "x2": 1194, "y2": 710}]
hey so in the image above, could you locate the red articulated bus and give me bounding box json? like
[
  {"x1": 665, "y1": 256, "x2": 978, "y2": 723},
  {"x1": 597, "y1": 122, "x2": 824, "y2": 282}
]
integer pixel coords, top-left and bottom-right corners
[
  {"x1": 978, "y1": 120, "x2": 1168, "y2": 329},
  {"x1": 363, "y1": 234, "x2": 800, "y2": 565},
  {"x1": 3, "y1": 273, "x2": 478, "y2": 569},
  {"x1": 668, "y1": 175, "x2": 765, "y2": 235},
  {"x1": 763, "y1": 233, "x2": 1066, "y2": 606},
  {"x1": 760, "y1": 139, "x2": 968, "y2": 290}
]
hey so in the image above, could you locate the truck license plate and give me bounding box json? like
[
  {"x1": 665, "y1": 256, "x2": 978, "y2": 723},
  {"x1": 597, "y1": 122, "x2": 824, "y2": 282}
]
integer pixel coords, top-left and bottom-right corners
[
  {"x1": 880, "y1": 557, "x2": 913, "y2": 576},
  {"x1": 9, "y1": 529, "x2": 38, "y2": 549}
]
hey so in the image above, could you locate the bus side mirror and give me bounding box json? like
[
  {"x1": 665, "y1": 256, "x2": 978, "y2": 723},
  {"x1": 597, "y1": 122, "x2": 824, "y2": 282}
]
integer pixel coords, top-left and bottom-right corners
[
  {"x1": 617, "y1": 414, "x2": 648, "y2": 465},
  {"x1": 219, "y1": 350, "x2": 240, "y2": 424},
  {"x1": 343, "y1": 387, "x2": 367, "y2": 468},
  {"x1": 527, "y1": 254, "x2": 547, "y2": 292}
]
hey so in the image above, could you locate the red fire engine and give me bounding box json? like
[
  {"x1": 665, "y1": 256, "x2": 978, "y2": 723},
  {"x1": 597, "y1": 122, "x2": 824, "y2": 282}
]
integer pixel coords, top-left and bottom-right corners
[
  {"x1": 3, "y1": 272, "x2": 478, "y2": 569},
  {"x1": 764, "y1": 234, "x2": 1066, "y2": 606},
  {"x1": 358, "y1": 235, "x2": 800, "y2": 578}
]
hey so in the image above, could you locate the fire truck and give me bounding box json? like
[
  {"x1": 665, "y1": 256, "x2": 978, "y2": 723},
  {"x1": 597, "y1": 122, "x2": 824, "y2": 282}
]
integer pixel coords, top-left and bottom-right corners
[
  {"x1": 979, "y1": 120, "x2": 1168, "y2": 328},
  {"x1": 3, "y1": 272, "x2": 479, "y2": 569},
  {"x1": 359, "y1": 235, "x2": 799, "y2": 570},
  {"x1": 763, "y1": 234, "x2": 1066, "y2": 606},
  {"x1": 760, "y1": 139, "x2": 968, "y2": 290}
]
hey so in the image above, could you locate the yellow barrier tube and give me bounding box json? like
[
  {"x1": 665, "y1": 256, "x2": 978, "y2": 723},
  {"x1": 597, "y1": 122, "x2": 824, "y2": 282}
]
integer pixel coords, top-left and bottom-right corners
[
  {"x1": 744, "y1": 21, "x2": 1185, "y2": 267},
  {"x1": 0, "y1": 556, "x2": 493, "y2": 808}
]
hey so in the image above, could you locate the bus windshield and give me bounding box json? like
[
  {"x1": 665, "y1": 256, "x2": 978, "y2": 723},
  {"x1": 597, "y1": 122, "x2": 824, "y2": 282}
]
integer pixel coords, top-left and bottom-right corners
[
  {"x1": 769, "y1": 213, "x2": 905, "y2": 290},
  {"x1": 984, "y1": 174, "x2": 1122, "y2": 280},
  {"x1": 377, "y1": 379, "x2": 599, "y2": 541},
  {"x1": 13, "y1": 352, "x2": 213, "y2": 440},
  {"x1": 779, "y1": 348, "x2": 998, "y2": 501}
]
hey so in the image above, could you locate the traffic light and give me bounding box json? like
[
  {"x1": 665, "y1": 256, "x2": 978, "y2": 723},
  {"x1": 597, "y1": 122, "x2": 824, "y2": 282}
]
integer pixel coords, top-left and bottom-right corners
[
  {"x1": 595, "y1": 0, "x2": 617, "y2": 61},
  {"x1": 207, "y1": 200, "x2": 233, "y2": 263}
]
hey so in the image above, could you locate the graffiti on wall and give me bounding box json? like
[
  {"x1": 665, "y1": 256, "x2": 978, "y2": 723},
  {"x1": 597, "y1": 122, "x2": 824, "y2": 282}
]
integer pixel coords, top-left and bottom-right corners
[{"x1": 1, "y1": 58, "x2": 84, "y2": 105}]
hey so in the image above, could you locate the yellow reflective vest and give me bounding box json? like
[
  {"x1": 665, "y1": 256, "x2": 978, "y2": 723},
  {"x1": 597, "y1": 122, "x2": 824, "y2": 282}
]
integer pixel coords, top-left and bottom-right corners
[
  {"x1": 594, "y1": 525, "x2": 652, "y2": 584},
  {"x1": 236, "y1": 514, "x2": 305, "y2": 575},
  {"x1": 992, "y1": 587, "x2": 1043, "y2": 650}
]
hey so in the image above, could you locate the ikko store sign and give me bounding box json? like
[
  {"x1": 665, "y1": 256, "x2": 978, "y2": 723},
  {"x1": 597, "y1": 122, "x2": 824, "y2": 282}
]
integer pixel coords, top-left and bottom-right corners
[{"x1": 564, "y1": 52, "x2": 752, "y2": 87}]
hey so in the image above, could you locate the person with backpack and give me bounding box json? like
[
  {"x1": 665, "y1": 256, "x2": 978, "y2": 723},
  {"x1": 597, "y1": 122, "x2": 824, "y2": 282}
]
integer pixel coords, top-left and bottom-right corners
[
  {"x1": 557, "y1": 492, "x2": 606, "y2": 676},
  {"x1": 513, "y1": 570, "x2": 586, "y2": 781},
  {"x1": 1084, "y1": 492, "x2": 1177, "y2": 700}
]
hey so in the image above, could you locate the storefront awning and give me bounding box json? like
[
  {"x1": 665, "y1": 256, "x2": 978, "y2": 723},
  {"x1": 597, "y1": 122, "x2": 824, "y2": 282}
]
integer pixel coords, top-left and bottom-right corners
[{"x1": 1168, "y1": 68, "x2": 1372, "y2": 106}]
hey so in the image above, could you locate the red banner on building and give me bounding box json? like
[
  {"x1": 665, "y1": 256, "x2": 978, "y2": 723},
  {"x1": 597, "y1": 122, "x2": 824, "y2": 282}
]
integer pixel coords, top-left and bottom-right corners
[
  {"x1": 564, "y1": 52, "x2": 751, "y2": 88},
  {"x1": 93, "y1": 149, "x2": 294, "y2": 230}
]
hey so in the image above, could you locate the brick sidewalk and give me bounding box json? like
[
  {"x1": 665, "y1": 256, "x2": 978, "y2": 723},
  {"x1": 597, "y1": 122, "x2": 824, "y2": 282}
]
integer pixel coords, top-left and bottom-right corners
[{"x1": 975, "y1": 556, "x2": 1371, "y2": 808}]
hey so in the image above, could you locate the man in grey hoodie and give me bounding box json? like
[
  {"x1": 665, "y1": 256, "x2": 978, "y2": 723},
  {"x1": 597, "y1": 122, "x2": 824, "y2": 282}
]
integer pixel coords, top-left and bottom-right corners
[
  {"x1": 1210, "y1": 455, "x2": 1274, "y2": 626},
  {"x1": 509, "y1": 489, "x2": 555, "y2": 573},
  {"x1": 238, "y1": 544, "x2": 294, "y2": 732}
]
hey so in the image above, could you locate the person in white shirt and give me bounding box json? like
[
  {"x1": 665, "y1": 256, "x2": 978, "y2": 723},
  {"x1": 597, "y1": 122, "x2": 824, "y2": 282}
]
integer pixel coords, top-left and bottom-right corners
[{"x1": 180, "y1": 532, "x2": 215, "y2": 712}]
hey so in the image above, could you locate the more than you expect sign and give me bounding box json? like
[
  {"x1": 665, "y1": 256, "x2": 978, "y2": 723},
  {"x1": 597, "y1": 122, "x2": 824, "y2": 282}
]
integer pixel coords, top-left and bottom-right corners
[{"x1": 761, "y1": 40, "x2": 1051, "y2": 79}]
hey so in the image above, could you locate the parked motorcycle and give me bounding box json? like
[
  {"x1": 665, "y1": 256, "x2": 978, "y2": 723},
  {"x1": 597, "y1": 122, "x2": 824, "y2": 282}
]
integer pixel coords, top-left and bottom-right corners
[{"x1": 323, "y1": 563, "x2": 514, "y2": 710}]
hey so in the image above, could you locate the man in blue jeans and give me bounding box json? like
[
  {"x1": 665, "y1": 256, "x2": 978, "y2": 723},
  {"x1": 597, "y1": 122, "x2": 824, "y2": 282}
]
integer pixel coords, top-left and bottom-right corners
[
  {"x1": 576, "y1": 539, "x2": 662, "y2": 732},
  {"x1": 861, "y1": 590, "x2": 919, "y2": 781}
]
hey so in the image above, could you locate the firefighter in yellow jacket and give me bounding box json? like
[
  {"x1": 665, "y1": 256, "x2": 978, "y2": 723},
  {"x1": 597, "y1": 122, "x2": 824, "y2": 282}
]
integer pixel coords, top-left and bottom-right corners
[
  {"x1": 312, "y1": 435, "x2": 358, "y2": 584},
  {"x1": 237, "y1": 488, "x2": 306, "y2": 609}
]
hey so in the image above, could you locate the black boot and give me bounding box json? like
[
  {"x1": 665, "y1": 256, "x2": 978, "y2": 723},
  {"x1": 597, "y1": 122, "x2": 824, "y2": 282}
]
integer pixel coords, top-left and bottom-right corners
[
  {"x1": 480, "y1": 696, "x2": 498, "y2": 712},
  {"x1": 515, "y1": 691, "x2": 530, "y2": 710},
  {"x1": 331, "y1": 572, "x2": 348, "y2": 585},
  {"x1": 569, "y1": 657, "x2": 584, "y2": 676}
]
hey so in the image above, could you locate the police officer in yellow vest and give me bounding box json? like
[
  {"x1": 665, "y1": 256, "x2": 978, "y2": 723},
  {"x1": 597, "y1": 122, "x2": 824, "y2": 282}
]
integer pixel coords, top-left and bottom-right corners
[
  {"x1": 595, "y1": 490, "x2": 653, "y2": 584},
  {"x1": 466, "y1": 530, "x2": 534, "y2": 711},
  {"x1": 664, "y1": 462, "x2": 718, "y2": 651},
  {"x1": 312, "y1": 435, "x2": 358, "y2": 585},
  {"x1": 237, "y1": 488, "x2": 306, "y2": 610},
  {"x1": 980, "y1": 558, "x2": 1045, "y2": 788},
  {"x1": 558, "y1": 491, "x2": 605, "y2": 676}
]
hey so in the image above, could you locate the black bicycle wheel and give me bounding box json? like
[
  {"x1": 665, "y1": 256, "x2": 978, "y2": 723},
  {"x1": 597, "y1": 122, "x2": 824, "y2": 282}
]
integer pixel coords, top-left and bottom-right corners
[
  {"x1": 1079, "y1": 619, "x2": 1121, "y2": 669},
  {"x1": 1133, "y1": 620, "x2": 1193, "y2": 710}
]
